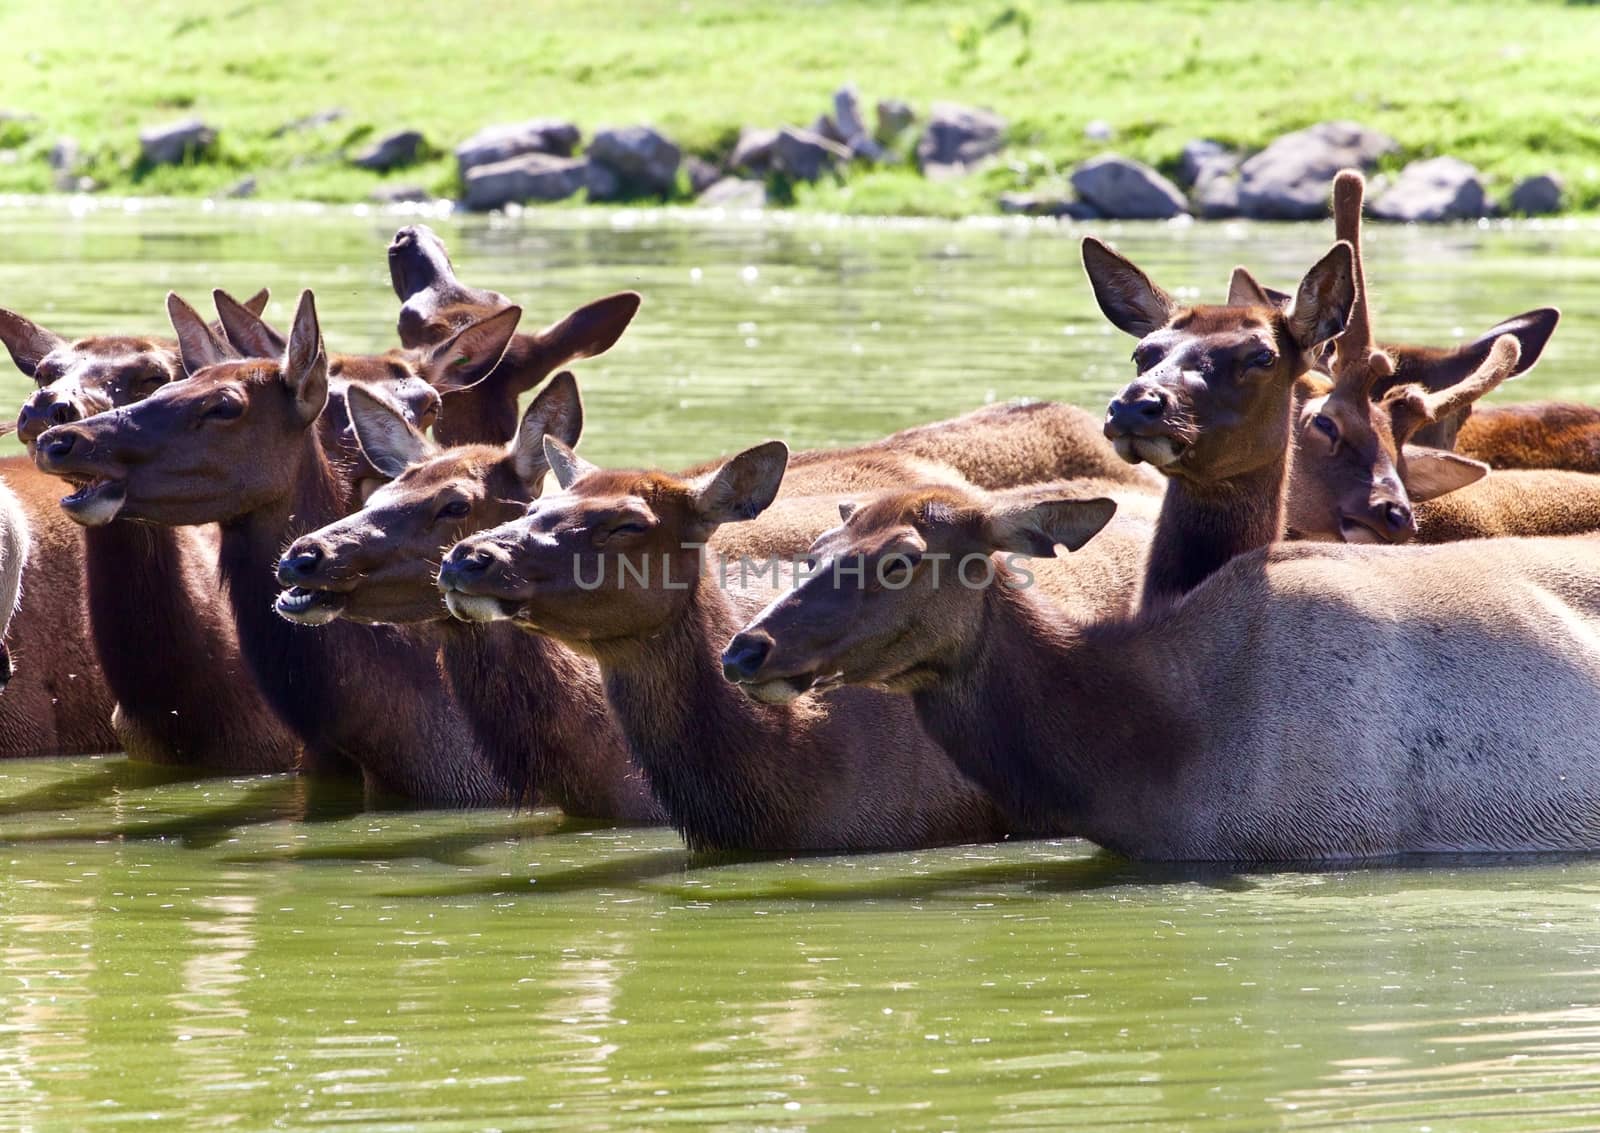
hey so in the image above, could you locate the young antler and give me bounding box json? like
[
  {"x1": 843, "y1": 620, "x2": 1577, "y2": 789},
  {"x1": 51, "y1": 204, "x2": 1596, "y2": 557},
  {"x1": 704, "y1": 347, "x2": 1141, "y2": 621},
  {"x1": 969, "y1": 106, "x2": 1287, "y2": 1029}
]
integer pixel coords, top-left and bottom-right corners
[
  {"x1": 1328, "y1": 169, "x2": 1395, "y2": 397},
  {"x1": 1385, "y1": 335, "x2": 1523, "y2": 447}
]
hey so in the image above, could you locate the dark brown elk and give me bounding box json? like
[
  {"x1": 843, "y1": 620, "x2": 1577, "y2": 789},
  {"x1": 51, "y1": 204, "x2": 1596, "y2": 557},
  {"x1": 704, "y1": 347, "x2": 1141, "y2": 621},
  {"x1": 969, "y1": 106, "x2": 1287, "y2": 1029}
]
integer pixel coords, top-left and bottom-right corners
[
  {"x1": 0, "y1": 476, "x2": 26, "y2": 686},
  {"x1": 3, "y1": 293, "x2": 307, "y2": 770},
  {"x1": 720, "y1": 476, "x2": 1600, "y2": 860},
  {"x1": 433, "y1": 439, "x2": 1010, "y2": 852},
  {"x1": 1092, "y1": 234, "x2": 1356, "y2": 602},
  {"x1": 33, "y1": 291, "x2": 512, "y2": 803},
  {"x1": 274, "y1": 372, "x2": 661, "y2": 820}
]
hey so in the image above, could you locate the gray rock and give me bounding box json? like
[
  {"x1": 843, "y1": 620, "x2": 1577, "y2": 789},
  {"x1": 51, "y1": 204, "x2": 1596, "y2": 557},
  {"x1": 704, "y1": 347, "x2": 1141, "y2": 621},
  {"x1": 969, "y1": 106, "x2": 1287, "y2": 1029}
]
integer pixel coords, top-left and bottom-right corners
[
  {"x1": 139, "y1": 118, "x2": 217, "y2": 166},
  {"x1": 810, "y1": 113, "x2": 845, "y2": 145},
  {"x1": 271, "y1": 108, "x2": 344, "y2": 137},
  {"x1": 1084, "y1": 119, "x2": 1115, "y2": 142},
  {"x1": 1194, "y1": 174, "x2": 1242, "y2": 219},
  {"x1": 697, "y1": 176, "x2": 767, "y2": 209},
  {"x1": 588, "y1": 124, "x2": 681, "y2": 195},
  {"x1": 371, "y1": 183, "x2": 431, "y2": 204},
  {"x1": 1070, "y1": 154, "x2": 1189, "y2": 219},
  {"x1": 875, "y1": 99, "x2": 915, "y2": 145},
  {"x1": 729, "y1": 126, "x2": 779, "y2": 174},
  {"x1": 917, "y1": 102, "x2": 1006, "y2": 177},
  {"x1": 1178, "y1": 139, "x2": 1232, "y2": 188},
  {"x1": 462, "y1": 153, "x2": 590, "y2": 210},
  {"x1": 46, "y1": 137, "x2": 78, "y2": 172},
  {"x1": 773, "y1": 126, "x2": 849, "y2": 182},
  {"x1": 831, "y1": 85, "x2": 885, "y2": 162},
  {"x1": 1236, "y1": 121, "x2": 1398, "y2": 219},
  {"x1": 997, "y1": 191, "x2": 1099, "y2": 220},
  {"x1": 684, "y1": 155, "x2": 722, "y2": 195},
  {"x1": 352, "y1": 129, "x2": 424, "y2": 172},
  {"x1": 584, "y1": 158, "x2": 622, "y2": 202},
  {"x1": 1370, "y1": 157, "x2": 1487, "y2": 222},
  {"x1": 1509, "y1": 172, "x2": 1564, "y2": 216},
  {"x1": 456, "y1": 120, "x2": 580, "y2": 178},
  {"x1": 224, "y1": 176, "x2": 257, "y2": 199}
]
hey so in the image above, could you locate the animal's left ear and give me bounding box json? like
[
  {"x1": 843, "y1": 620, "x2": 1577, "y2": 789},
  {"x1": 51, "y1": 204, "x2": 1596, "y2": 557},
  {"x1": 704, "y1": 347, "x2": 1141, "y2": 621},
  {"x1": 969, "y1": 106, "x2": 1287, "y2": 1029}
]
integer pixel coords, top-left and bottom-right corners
[
  {"x1": 282, "y1": 290, "x2": 329, "y2": 425},
  {"x1": 213, "y1": 288, "x2": 287, "y2": 358},
  {"x1": 1081, "y1": 237, "x2": 1178, "y2": 339},
  {"x1": 534, "y1": 292, "x2": 642, "y2": 367},
  {"x1": 542, "y1": 436, "x2": 599, "y2": 490},
  {"x1": 1400, "y1": 446, "x2": 1490, "y2": 502},
  {"x1": 168, "y1": 292, "x2": 237, "y2": 375},
  {"x1": 1227, "y1": 267, "x2": 1290, "y2": 310},
  {"x1": 0, "y1": 308, "x2": 66, "y2": 375},
  {"x1": 689, "y1": 441, "x2": 789, "y2": 528},
  {"x1": 1286, "y1": 242, "x2": 1356, "y2": 354},
  {"x1": 347, "y1": 385, "x2": 436, "y2": 480},
  {"x1": 426, "y1": 306, "x2": 523, "y2": 392},
  {"x1": 985, "y1": 497, "x2": 1118, "y2": 556},
  {"x1": 509, "y1": 371, "x2": 584, "y2": 489}
]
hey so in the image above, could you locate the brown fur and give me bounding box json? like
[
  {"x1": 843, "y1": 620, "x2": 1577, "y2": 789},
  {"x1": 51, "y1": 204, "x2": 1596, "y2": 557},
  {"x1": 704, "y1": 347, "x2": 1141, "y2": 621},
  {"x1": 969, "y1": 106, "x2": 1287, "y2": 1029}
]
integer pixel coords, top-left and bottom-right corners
[
  {"x1": 725, "y1": 479, "x2": 1600, "y2": 860},
  {"x1": 437, "y1": 445, "x2": 1011, "y2": 852},
  {"x1": 1455, "y1": 402, "x2": 1600, "y2": 472}
]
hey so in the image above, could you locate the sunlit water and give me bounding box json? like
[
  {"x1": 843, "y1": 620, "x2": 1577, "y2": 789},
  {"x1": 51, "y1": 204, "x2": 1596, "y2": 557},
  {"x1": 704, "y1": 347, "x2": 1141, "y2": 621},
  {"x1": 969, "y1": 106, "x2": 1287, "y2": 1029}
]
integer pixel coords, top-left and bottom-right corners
[{"x1": 3, "y1": 201, "x2": 1600, "y2": 1130}]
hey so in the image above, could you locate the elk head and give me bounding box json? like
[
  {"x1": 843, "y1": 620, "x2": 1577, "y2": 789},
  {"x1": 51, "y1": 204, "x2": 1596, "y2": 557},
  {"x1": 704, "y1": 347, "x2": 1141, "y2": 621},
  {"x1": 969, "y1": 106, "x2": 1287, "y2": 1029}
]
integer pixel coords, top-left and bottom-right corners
[
  {"x1": 1089, "y1": 236, "x2": 1356, "y2": 487},
  {"x1": 721, "y1": 483, "x2": 1116, "y2": 704},
  {"x1": 437, "y1": 439, "x2": 789, "y2": 647},
  {"x1": 273, "y1": 372, "x2": 583, "y2": 626}
]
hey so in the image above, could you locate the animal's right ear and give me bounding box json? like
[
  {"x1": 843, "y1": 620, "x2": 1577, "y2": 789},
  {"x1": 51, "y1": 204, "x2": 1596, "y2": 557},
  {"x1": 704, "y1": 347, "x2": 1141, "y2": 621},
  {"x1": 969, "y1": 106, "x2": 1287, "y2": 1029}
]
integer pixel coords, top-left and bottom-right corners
[
  {"x1": 533, "y1": 292, "x2": 642, "y2": 367},
  {"x1": 542, "y1": 436, "x2": 599, "y2": 490},
  {"x1": 688, "y1": 441, "x2": 789, "y2": 528},
  {"x1": 167, "y1": 292, "x2": 236, "y2": 375},
  {"x1": 427, "y1": 306, "x2": 523, "y2": 392},
  {"x1": 509, "y1": 371, "x2": 584, "y2": 488},
  {"x1": 213, "y1": 288, "x2": 287, "y2": 358},
  {"x1": 1227, "y1": 267, "x2": 1290, "y2": 310},
  {"x1": 838, "y1": 500, "x2": 860, "y2": 523},
  {"x1": 0, "y1": 309, "x2": 66, "y2": 375},
  {"x1": 347, "y1": 385, "x2": 436, "y2": 480},
  {"x1": 1392, "y1": 307, "x2": 1562, "y2": 391},
  {"x1": 1400, "y1": 446, "x2": 1490, "y2": 502},
  {"x1": 282, "y1": 290, "x2": 329, "y2": 425},
  {"x1": 1285, "y1": 241, "x2": 1356, "y2": 354},
  {"x1": 1081, "y1": 237, "x2": 1178, "y2": 338},
  {"x1": 985, "y1": 496, "x2": 1118, "y2": 557}
]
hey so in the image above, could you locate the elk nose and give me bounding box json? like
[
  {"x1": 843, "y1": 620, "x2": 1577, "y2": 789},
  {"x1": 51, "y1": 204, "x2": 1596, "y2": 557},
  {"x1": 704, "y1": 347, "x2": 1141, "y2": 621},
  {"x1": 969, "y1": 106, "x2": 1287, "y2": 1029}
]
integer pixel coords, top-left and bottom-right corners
[
  {"x1": 37, "y1": 426, "x2": 85, "y2": 465},
  {"x1": 1381, "y1": 501, "x2": 1414, "y2": 536},
  {"x1": 439, "y1": 542, "x2": 498, "y2": 588},
  {"x1": 721, "y1": 632, "x2": 774, "y2": 683},
  {"x1": 1105, "y1": 389, "x2": 1168, "y2": 432},
  {"x1": 278, "y1": 543, "x2": 324, "y2": 583},
  {"x1": 16, "y1": 396, "x2": 77, "y2": 445}
]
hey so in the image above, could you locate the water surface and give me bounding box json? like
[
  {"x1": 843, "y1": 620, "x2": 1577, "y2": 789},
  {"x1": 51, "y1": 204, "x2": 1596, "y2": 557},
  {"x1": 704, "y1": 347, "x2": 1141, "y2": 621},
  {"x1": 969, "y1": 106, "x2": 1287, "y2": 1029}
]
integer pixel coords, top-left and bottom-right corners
[{"x1": 3, "y1": 202, "x2": 1600, "y2": 1130}]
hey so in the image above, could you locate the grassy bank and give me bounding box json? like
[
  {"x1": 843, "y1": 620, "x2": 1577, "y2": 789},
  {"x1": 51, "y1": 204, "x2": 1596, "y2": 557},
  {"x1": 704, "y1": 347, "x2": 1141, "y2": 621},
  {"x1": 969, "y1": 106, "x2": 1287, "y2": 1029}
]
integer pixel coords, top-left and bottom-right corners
[{"x1": 0, "y1": 0, "x2": 1598, "y2": 215}]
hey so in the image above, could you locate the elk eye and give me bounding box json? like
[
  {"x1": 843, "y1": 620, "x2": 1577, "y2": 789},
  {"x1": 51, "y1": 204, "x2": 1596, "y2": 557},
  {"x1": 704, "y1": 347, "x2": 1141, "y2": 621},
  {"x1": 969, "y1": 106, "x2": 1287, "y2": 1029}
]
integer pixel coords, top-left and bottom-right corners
[
  {"x1": 1131, "y1": 344, "x2": 1161, "y2": 371},
  {"x1": 609, "y1": 521, "x2": 648, "y2": 538},
  {"x1": 205, "y1": 398, "x2": 244, "y2": 421},
  {"x1": 1312, "y1": 413, "x2": 1339, "y2": 443},
  {"x1": 877, "y1": 552, "x2": 921, "y2": 585},
  {"x1": 436, "y1": 500, "x2": 471, "y2": 521},
  {"x1": 1248, "y1": 348, "x2": 1277, "y2": 370}
]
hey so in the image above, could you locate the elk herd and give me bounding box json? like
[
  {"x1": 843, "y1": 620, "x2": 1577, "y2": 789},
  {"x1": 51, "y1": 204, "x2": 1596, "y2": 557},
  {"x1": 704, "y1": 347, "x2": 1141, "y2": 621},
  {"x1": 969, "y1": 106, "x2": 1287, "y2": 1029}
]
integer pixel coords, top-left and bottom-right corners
[{"x1": 2, "y1": 170, "x2": 1600, "y2": 861}]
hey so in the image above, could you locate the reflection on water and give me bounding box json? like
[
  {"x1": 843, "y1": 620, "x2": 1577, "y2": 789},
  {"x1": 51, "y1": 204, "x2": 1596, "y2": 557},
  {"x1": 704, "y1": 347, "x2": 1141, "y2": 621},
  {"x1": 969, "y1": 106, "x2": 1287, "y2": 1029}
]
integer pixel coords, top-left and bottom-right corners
[{"x1": 2, "y1": 205, "x2": 1600, "y2": 1128}]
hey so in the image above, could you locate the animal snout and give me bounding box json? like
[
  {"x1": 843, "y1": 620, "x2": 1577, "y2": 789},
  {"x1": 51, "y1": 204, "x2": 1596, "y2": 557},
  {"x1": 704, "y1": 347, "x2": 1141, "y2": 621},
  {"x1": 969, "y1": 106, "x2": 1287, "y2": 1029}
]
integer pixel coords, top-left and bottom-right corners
[
  {"x1": 721, "y1": 632, "x2": 774, "y2": 683},
  {"x1": 277, "y1": 541, "x2": 327, "y2": 584},
  {"x1": 16, "y1": 393, "x2": 80, "y2": 446},
  {"x1": 1377, "y1": 499, "x2": 1414, "y2": 538},
  {"x1": 36, "y1": 425, "x2": 88, "y2": 467},
  {"x1": 1105, "y1": 387, "x2": 1169, "y2": 435},
  {"x1": 439, "y1": 540, "x2": 506, "y2": 588}
]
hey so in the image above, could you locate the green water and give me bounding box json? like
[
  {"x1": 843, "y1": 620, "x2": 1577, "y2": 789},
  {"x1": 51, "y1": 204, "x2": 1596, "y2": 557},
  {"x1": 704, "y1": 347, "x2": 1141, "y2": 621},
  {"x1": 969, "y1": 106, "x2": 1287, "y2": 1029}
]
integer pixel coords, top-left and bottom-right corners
[{"x1": 4, "y1": 202, "x2": 1600, "y2": 1130}]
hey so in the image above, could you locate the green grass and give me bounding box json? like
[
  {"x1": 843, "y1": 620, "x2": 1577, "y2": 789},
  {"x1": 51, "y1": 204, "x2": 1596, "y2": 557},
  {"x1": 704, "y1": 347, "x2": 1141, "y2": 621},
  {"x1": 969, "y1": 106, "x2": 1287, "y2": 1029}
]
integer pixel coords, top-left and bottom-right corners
[{"x1": 0, "y1": 0, "x2": 1598, "y2": 214}]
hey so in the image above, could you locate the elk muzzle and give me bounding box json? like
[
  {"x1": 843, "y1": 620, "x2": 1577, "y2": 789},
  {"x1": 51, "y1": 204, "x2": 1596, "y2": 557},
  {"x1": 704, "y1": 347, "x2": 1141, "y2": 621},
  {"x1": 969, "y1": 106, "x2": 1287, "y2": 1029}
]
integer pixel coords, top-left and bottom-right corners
[
  {"x1": 16, "y1": 389, "x2": 82, "y2": 447},
  {"x1": 437, "y1": 539, "x2": 522, "y2": 623},
  {"x1": 33, "y1": 424, "x2": 129, "y2": 527},
  {"x1": 1104, "y1": 385, "x2": 1186, "y2": 468}
]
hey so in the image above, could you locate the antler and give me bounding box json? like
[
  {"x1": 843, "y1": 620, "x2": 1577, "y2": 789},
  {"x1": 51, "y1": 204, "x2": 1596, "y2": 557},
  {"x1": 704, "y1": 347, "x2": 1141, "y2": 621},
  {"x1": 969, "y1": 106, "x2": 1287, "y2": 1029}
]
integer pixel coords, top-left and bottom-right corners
[
  {"x1": 1327, "y1": 170, "x2": 1393, "y2": 398},
  {"x1": 1386, "y1": 335, "x2": 1522, "y2": 446}
]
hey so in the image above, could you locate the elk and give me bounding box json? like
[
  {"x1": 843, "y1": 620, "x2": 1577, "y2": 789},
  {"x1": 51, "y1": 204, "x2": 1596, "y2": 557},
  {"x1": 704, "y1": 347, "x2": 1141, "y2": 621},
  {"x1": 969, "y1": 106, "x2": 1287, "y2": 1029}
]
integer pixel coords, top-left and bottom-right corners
[
  {"x1": 1093, "y1": 232, "x2": 1357, "y2": 603},
  {"x1": 32, "y1": 291, "x2": 512, "y2": 803},
  {"x1": 273, "y1": 372, "x2": 662, "y2": 821},
  {"x1": 433, "y1": 439, "x2": 1013, "y2": 852},
  {"x1": 3, "y1": 292, "x2": 302, "y2": 770},
  {"x1": 0, "y1": 477, "x2": 28, "y2": 689},
  {"x1": 1277, "y1": 172, "x2": 1599, "y2": 544},
  {"x1": 392, "y1": 223, "x2": 1160, "y2": 492},
  {"x1": 721, "y1": 476, "x2": 1600, "y2": 860}
]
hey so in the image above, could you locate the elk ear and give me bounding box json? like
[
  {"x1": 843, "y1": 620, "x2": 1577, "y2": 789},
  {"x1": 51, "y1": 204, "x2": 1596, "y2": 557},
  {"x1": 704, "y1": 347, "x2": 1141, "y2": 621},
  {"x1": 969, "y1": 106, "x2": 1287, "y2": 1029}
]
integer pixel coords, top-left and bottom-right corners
[
  {"x1": 1286, "y1": 242, "x2": 1356, "y2": 354},
  {"x1": 542, "y1": 436, "x2": 599, "y2": 490},
  {"x1": 347, "y1": 385, "x2": 435, "y2": 480},
  {"x1": 838, "y1": 500, "x2": 860, "y2": 523},
  {"x1": 167, "y1": 292, "x2": 236, "y2": 375},
  {"x1": 534, "y1": 292, "x2": 642, "y2": 366},
  {"x1": 0, "y1": 308, "x2": 66, "y2": 376},
  {"x1": 509, "y1": 372, "x2": 584, "y2": 488},
  {"x1": 689, "y1": 441, "x2": 789, "y2": 528},
  {"x1": 282, "y1": 290, "x2": 329, "y2": 425},
  {"x1": 1391, "y1": 307, "x2": 1561, "y2": 392},
  {"x1": 213, "y1": 288, "x2": 287, "y2": 358},
  {"x1": 1227, "y1": 267, "x2": 1280, "y2": 309},
  {"x1": 240, "y1": 287, "x2": 270, "y2": 317},
  {"x1": 427, "y1": 306, "x2": 522, "y2": 392},
  {"x1": 1081, "y1": 237, "x2": 1177, "y2": 338},
  {"x1": 1400, "y1": 447, "x2": 1490, "y2": 502},
  {"x1": 986, "y1": 497, "x2": 1118, "y2": 557}
]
